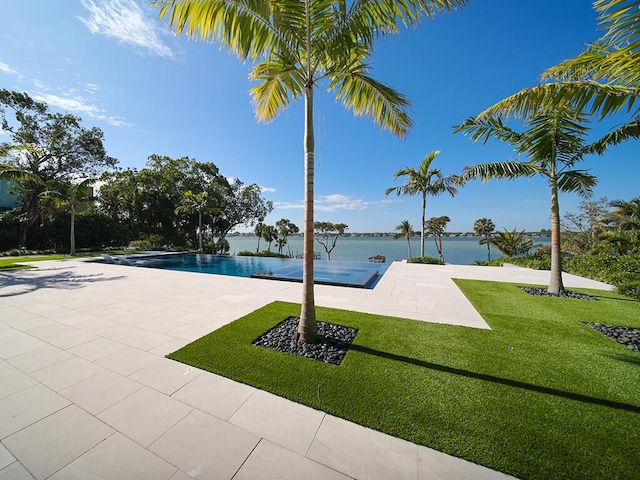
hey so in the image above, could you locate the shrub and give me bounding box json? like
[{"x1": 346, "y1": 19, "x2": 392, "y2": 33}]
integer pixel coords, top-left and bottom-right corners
[
  {"x1": 236, "y1": 250, "x2": 287, "y2": 258},
  {"x1": 407, "y1": 256, "x2": 443, "y2": 265}
]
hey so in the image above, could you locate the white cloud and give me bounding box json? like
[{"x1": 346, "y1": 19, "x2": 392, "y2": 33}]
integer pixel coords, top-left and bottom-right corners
[
  {"x1": 0, "y1": 60, "x2": 18, "y2": 74},
  {"x1": 260, "y1": 185, "x2": 277, "y2": 193},
  {"x1": 273, "y1": 201, "x2": 304, "y2": 210},
  {"x1": 273, "y1": 194, "x2": 388, "y2": 213},
  {"x1": 79, "y1": 0, "x2": 174, "y2": 58},
  {"x1": 34, "y1": 92, "x2": 101, "y2": 116},
  {"x1": 33, "y1": 90, "x2": 135, "y2": 128}
]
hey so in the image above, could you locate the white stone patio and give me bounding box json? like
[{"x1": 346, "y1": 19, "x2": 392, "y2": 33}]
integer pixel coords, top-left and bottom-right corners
[{"x1": 0, "y1": 258, "x2": 612, "y2": 479}]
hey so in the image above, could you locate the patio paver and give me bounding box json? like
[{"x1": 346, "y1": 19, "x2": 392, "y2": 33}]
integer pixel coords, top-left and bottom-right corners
[{"x1": 0, "y1": 258, "x2": 612, "y2": 479}]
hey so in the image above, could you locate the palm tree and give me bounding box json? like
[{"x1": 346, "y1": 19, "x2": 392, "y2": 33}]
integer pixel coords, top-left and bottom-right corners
[
  {"x1": 393, "y1": 220, "x2": 415, "y2": 259},
  {"x1": 454, "y1": 107, "x2": 597, "y2": 295},
  {"x1": 488, "y1": 228, "x2": 536, "y2": 258},
  {"x1": 607, "y1": 197, "x2": 640, "y2": 230},
  {"x1": 473, "y1": 217, "x2": 495, "y2": 262},
  {"x1": 156, "y1": 0, "x2": 468, "y2": 343},
  {"x1": 474, "y1": 1, "x2": 640, "y2": 152},
  {"x1": 175, "y1": 191, "x2": 211, "y2": 252},
  {"x1": 40, "y1": 179, "x2": 95, "y2": 256},
  {"x1": 254, "y1": 222, "x2": 265, "y2": 252},
  {"x1": 385, "y1": 151, "x2": 458, "y2": 258}
]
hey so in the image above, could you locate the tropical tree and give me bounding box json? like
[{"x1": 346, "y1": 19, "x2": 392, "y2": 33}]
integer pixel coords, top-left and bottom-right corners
[
  {"x1": 175, "y1": 191, "x2": 213, "y2": 252},
  {"x1": 562, "y1": 197, "x2": 609, "y2": 253},
  {"x1": 262, "y1": 225, "x2": 277, "y2": 252},
  {"x1": 473, "y1": 217, "x2": 495, "y2": 262},
  {"x1": 254, "y1": 222, "x2": 265, "y2": 252},
  {"x1": 314, "y1": 222, "x2": 348, "y2": 260},
  {"x1": 276, "y1": 218, "x2": 299, "y2": 257},
  {"x1": 454, "y1": 107, "x2": 598, "y2": 295},
  {"x1": 0, "y1": 89, "x2": 116, "y2": 247},
  {"x1": 607, "y1": 197, "x2": 640, "y2": 230},
  {"x1": 39, "y1": 179, "x2": 95, "y2": 256},
  {"x1": 385, "y1": 151, "x2": 458, "y2": 258},
  {"x1": 425, "y1": 215, "x2": 449, "y2": 263},
  {"x1": 156, "y1": 0, "x2": 468, "y2": 342},
  {"x1": 488, "y1": 228, "x2": 537, "y2": 258},
  {"x1": 393, "y1": 220, "x2": 415, "y2": 259}
]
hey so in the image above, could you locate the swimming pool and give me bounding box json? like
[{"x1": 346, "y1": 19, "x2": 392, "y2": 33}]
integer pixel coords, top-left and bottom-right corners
[{"x1": 134, "y1": 253, "x2": 388, "y2": 289}]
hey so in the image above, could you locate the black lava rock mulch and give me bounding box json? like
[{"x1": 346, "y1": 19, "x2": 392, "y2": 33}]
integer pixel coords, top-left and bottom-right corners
[
  {"x1": 520, "y1": 286, "x2": 598, "y2": 301},
  {"x1": 252, "y1": 316, "x2": 358, "y2": 365},
  {"x1": 585, "y1": 323, "x2": 640, "y2": 353}
]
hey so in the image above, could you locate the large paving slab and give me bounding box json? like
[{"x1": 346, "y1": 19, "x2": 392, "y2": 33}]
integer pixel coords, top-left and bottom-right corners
[{"x1": 0, "y1": 257, "x2": 610, "y2": 479}]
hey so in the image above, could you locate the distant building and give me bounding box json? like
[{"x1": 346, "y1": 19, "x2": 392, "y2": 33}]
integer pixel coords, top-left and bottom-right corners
[{"x1": 0, "y1": 179, "x2": 19, "y2": 209}]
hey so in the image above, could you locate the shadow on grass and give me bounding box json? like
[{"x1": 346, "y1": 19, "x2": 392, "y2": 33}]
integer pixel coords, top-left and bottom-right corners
[
  {"x1": 0, "y1": 267, "x2": 125, "y2": 297},
  {"x1": 350, "y1": 344, "x2": 640, "y2": 414}
]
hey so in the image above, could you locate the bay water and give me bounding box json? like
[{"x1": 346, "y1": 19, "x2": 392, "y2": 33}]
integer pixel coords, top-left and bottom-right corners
[{"x1": 226, "y1": 235, "x2": 550, "y2": 265}]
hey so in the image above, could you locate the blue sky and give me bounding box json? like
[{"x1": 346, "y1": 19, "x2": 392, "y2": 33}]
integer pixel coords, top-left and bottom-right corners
[{"x1": 1, "y1": 0, "x2": 637, "y2": 233}]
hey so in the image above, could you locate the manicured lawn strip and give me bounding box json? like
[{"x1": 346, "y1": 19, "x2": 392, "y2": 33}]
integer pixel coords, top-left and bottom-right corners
[
  {"x1": 0, "y1": 255, "x2": 71, "y2": 271},
  {"x1": 168, "y1": 282, "x2": 640, "y2": 480}
]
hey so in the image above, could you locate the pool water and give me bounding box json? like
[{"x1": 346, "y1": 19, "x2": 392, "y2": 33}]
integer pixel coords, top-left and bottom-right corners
[{"x1": 137, "y1": 254, "x2": 388, "y2": 289}]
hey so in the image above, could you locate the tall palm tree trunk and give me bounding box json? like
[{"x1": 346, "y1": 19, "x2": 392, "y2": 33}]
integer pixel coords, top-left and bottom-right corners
[
  {"x1": 420, "y1": 193, "x2": 426, "y2": 257},
  {"x1": 486, "y1": 239, "x2": 491, "y2": 263},
  {"x1": 299, "y1": 84, "x2": 317, "y2": 343},
  {"x1": 70, "y1": 205, "x2": 76, "y2": 256},
  {"x1": 548, "y1": 173, "x2": 565, "y2": 294},
  {"x1": 407, "y1": 236, "x2": 411, "y2": 258}
]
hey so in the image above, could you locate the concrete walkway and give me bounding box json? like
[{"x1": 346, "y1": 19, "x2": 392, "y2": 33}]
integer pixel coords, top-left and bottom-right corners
[{"x1": 0, "y1": 259, "x2": 613, "y2": 479}]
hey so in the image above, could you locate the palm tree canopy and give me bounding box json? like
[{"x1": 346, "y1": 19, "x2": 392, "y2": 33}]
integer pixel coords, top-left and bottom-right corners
[
  {"x1": 385, "y1": 150, "x2": 458, "y2": 197},
  {"x1": 473, "y1": 217, "x2": 495, "y2": 237},
  {"x1": 455, "y1": 109, "x2": 598, "y2": 198},
  {"x1": 607, "y1": 196, "x2": 640, "y2": 229},
  {"x1": 393, "y1": 219, "x2": 414, "y2": 239},
  {"x1": 471, "y1": 0, "x2": 640, "y2": 149},
  {"x1": 156, "y1": 0, "x2": 469, "y2": 138}
]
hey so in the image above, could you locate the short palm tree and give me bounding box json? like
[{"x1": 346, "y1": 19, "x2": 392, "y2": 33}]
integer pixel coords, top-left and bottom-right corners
[
  {"x1": 455, "y1": 107, "x2": 597, "y2": 295},
  {"x1": 488, "y1": 228, "x2": 536, "y2": 258},
  {"x1": 40, "y1": 179, "x2": 95, "y2": 256},
  {"x1": 254, "y1": 222, "x2": 265, "y2": 252},
  {"x1": 393, "y1": 220, "x2": 415, "y2": 259},
  {"x1": 385, "y1": 151, "x2": 458, "y2": 258},
  {"x1": 473, "y1": 217, "x2": 495, "y2": 262},
  {"x1": 156, "y1": 0, "x2": 468, "y2": 342}
]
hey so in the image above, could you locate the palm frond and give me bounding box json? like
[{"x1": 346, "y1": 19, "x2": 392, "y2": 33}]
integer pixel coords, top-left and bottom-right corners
[
  {"x1": 556, "y1": 170, "x2": 597, "y2": 197},
  {"x1": 475, "y1": 82, "x2": 639, "y2": 121},
  {"x1": 155, "y1": 0, "x2": 288, "y2": 61},
  {"x1": 332, "y1": 70, "x2": 412, "y2": 138},
  {"x1": 249, "y1": 58, "x2": 305, "y2": 122},
  {"x1": 586, "y1": 115, "x2": 640, "y2": 154},
  {"x1": 459, "y1": 161, "x2": 542, "y2": 184},
  {"x1": 453, "y1": 116, "x2": 522, "y2": 145}
]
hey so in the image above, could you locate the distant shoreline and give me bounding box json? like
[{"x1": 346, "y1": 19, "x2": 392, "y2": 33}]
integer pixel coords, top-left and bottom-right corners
[{"x1": 228, "y1": 232, "x2": 551, "y2": 239}]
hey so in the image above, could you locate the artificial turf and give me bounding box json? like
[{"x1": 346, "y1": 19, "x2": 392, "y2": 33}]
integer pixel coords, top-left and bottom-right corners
[
  {"x1": 167, "y1": 280, "x2": 640, "y2": 479},
  {"x1": 0, "y1": 255, "x2": 70, "y2": 271}
]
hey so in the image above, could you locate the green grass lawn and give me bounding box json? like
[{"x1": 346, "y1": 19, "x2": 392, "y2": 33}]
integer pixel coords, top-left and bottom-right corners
[
  {"x1": 168, "y1": 280, "x2": 640, "y2": 480},
  {"x1": 0, "y1": 255, "x2": 72, "y2": 271}
]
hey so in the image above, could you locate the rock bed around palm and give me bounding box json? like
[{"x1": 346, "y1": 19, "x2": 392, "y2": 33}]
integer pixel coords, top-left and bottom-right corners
[
  {"x1": 585, "y1": 323, "x2": 640, "y2": 353},
  {"x1": 520, "y1": 286, "x2": 598, "y2": 300},
  {"x1": 252, "y1": 316, "x2": 358, "y2": 365}
]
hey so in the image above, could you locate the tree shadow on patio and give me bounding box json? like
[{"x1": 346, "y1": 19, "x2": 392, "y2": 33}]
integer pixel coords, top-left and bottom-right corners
[{"x1": 0, "y1": 266, "x2": 125, "y2": 297}]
